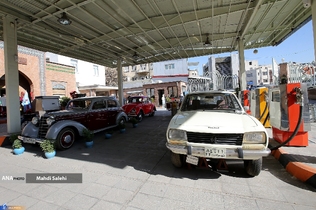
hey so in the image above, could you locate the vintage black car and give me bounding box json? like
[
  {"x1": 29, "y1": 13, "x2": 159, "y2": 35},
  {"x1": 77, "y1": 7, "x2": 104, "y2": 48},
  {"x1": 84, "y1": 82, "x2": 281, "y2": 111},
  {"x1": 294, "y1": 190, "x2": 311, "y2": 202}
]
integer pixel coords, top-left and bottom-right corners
[{"x1": 18, "y1": 96, "x2": 128, "y2": 150}]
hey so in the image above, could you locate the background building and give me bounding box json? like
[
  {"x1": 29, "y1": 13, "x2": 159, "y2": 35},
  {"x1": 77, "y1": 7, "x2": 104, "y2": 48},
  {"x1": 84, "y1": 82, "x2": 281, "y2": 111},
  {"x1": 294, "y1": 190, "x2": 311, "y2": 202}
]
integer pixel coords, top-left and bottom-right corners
[
  {"x1": 46, "y1": 52, "x2": 117, "y2": 97},
  {"x1": 0, "y1": 42, "x2": 77, "y2": 100},
  {"x1": 202, "y1": 54, "x2": 239, "y2": 90},
  {"x1": 122, "y1": 59, "x2": 188, "y2": 107},
  {"x1": 152, "y1": 59, "x2": 189, "y2": 82}
]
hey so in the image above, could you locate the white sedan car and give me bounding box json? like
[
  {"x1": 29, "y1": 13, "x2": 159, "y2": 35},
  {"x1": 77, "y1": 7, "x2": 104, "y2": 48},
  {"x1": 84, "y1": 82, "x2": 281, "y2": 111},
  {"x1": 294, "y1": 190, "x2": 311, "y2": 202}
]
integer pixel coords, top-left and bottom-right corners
[{"x1": 166, "y1": 91, "x2": 271, "y2": 176}]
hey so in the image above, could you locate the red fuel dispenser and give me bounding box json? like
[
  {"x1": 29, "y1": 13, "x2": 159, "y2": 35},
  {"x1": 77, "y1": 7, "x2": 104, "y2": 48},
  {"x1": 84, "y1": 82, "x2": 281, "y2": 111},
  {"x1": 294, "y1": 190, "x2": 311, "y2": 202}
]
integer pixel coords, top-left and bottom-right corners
[
  {"x1": 241, "y1": 90, "x2": 251, "y2": 114},
  {"x1": 270, "y1": 83, "x2": 309, "y2": 146}
]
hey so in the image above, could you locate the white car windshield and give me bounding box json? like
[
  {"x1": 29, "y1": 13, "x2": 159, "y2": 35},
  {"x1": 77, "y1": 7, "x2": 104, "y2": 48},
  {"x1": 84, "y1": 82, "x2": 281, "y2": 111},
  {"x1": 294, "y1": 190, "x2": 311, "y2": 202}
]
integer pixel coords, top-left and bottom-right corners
[{"x1": 180, "y1": 92, "x2": 242, "y2": 111}]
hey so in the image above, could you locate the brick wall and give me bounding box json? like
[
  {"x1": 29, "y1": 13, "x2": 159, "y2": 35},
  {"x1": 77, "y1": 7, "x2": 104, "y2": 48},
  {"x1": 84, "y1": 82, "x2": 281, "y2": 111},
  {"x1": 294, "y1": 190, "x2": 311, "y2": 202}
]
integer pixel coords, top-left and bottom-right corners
[
  {"x1": 45, "y1": 62, "x2": 76, "y2": 97},
  {"x1": 0, "y1": 49, "x2": 76, "y2": 99}
]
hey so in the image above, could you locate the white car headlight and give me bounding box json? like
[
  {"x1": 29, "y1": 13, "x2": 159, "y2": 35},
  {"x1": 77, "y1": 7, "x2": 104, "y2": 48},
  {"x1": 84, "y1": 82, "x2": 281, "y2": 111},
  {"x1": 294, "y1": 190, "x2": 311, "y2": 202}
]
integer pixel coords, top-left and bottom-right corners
[
  {"x1": 243, "y1": 132, "x2": 266, "y2": 144},
  {"x1": 31, "y1": 117, "x2": 39, "y2": 125},
  {"x1": 46, "y1": 116, "x2": 55, "y2": 126},
  {"x1": 168, "y1": 129, "x2": 187, "y2": 141}
]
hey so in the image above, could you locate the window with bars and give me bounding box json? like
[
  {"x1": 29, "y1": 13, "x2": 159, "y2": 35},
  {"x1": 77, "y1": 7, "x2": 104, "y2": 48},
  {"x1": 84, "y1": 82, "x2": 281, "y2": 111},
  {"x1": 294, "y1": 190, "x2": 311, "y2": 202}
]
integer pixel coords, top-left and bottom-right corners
[
  {"x1": 165, "y1": 64, "x2": 175, "y2": 70},
  {"x1": 167, "y1": 86, "x2": 178, "y2": 97},
  {"x1": 93, "y1": 65, "x2": 99, "y2": 76},
  {"x1": 146, "y1": 88, "x2": 154, "y2": 98}
]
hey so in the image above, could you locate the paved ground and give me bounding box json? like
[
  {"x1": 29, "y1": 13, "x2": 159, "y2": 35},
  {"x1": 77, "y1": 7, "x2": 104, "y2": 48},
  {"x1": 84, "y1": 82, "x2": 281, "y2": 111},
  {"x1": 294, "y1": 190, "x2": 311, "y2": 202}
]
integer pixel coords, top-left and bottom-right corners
[{"x1": 0, "y1": 109, "x2": 316, "y2": 210}]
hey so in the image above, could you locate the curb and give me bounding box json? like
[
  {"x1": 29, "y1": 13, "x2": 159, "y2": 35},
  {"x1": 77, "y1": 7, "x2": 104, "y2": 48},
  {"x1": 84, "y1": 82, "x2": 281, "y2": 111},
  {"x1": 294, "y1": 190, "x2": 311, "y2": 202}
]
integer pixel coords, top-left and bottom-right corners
[
  {"x1": 271, "y1": 148, "x2": 316, "y2": 188},
  {"x1": 0, "y1": 135, "x2": 10, "y2": 147}
]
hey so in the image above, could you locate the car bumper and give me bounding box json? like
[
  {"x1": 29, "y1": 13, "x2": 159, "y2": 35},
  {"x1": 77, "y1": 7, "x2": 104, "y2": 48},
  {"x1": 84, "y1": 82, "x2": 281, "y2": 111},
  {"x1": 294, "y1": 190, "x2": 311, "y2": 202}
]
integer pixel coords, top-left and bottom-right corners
[
  {"x1": 166, "y1": 143, "x2": 271, "y2": 160},
  {"x1": 127, "y1": 114, "x2": 137, "y2": 117},
  {"x1": 18, "y1": 136, "x2": 44, "y2": 144}
]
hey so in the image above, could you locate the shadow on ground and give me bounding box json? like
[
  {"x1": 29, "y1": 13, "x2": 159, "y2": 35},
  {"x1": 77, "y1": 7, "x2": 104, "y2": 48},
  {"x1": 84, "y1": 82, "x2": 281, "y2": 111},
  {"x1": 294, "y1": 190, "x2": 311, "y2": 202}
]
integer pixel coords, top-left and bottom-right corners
[{"x1": 3, "y1": 109, "x2": 315, "y2": 190}]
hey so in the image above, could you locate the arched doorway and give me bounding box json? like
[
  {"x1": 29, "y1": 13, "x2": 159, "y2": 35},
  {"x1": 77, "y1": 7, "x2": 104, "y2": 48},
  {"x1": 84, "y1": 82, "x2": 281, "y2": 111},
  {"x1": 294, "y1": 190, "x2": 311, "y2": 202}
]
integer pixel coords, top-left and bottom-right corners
[{"x1": 0, "y1": 71, "x2": 34, "y2": 100}]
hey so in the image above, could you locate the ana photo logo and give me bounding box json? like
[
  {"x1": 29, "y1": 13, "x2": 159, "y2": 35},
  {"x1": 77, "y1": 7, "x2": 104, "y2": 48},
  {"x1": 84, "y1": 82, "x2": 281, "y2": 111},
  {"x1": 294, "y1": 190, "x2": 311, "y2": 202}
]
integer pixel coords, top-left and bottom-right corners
[
  {"x1": 0, "y1": 203, "x2": 25, "y2": 210},
  {"x1": 1, "y1": 175, "x2": 25, "y2": 181}
]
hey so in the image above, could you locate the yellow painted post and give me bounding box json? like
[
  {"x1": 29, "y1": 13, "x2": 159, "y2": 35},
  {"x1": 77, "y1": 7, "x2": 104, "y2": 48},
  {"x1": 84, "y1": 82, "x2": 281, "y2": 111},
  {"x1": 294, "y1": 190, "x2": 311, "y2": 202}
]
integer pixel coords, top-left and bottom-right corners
[{"x1": 258, "y1": 87, "x2": 271, "y2": 128}]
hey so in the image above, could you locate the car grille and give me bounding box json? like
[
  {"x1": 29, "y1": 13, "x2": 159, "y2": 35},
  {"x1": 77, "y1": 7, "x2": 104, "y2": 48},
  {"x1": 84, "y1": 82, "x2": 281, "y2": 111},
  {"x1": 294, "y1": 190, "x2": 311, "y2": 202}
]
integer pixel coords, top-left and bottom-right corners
[
  {"x1": 186, "y1": 132, "x2": 243, "y2": 145},
  {"x1": 38, "y1": 116, "x2": 49, "y2": 138}
]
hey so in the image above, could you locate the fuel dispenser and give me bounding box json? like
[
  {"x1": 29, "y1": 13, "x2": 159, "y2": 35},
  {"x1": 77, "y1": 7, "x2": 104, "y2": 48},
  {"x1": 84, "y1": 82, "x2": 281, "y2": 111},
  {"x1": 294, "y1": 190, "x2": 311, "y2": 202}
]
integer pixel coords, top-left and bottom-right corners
[
  {"x1": 249, "y1": 87, "x2": 271, "y2": 128},
  {"x1": 241, "y1": 90, "x2": 251, "y2": 114},
  {"x1": 269, "y1": 83, "x2": 310, "y2": 147}
]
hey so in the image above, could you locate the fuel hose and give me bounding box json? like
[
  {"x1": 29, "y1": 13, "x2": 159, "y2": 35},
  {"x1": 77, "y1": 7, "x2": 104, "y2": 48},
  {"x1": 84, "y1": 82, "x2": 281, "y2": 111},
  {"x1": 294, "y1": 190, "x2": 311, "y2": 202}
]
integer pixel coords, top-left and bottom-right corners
[
  {"x1": 258, "y1": 100, "x2": 268, "y2": 121},
  {"x1": 269, "y1": 105, "x2": 303, "y2": 150}
]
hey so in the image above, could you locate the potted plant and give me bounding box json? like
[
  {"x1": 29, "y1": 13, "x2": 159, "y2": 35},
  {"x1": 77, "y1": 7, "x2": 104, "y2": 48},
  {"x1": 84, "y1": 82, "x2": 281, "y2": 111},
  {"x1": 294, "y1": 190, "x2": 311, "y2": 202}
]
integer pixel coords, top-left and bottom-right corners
[
  {"x1": 40, "y1": 139, "x2": 56, "y2": 159},
  {"x1": 82, "y1": 128, "x2": 94, "y2": 148},
  {"x1": 105, "y1": 130, "x2": 113, "y2": 139},
  {"x1": 12, "y1": 139, "x2": 25, "y2": 155},
  {"x1": 130, "y1": 117, "x2": 138, "y2": 128},
  {"x1": 59, "y1": 96, "x2": 71, "y2": 109}
]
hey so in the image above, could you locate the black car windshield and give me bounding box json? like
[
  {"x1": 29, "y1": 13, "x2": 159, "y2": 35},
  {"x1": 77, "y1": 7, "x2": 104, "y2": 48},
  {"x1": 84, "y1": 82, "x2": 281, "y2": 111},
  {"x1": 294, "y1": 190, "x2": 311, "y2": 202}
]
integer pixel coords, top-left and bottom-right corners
[
  {"x1": 128, "y1": 97, "x2": 143, "y2": 103},
  {"x1": 180, "y1": 92, "x2": 242, "y2": 111},
  {"x1": 67, "y1": 99, "x2": 92, "y2": 110}
]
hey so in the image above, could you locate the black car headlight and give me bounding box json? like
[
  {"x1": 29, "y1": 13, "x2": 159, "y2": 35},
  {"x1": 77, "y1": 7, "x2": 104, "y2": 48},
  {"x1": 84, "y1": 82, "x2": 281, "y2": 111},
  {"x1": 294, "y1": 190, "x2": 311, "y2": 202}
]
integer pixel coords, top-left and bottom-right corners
[
  {"x1": 46, "y1": 116, "x2": 55, "y2": 126},
  {"x1": 31, "y1": 117, "x2": 39, "y2": 125}
]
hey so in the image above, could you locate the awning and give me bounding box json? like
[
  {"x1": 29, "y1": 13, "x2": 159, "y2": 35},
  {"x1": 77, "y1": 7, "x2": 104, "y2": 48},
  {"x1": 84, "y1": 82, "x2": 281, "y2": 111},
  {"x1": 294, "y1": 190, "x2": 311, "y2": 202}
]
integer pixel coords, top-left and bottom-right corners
[{"x1": 126, "y1": 90, "x2": 143, "y2": 94}]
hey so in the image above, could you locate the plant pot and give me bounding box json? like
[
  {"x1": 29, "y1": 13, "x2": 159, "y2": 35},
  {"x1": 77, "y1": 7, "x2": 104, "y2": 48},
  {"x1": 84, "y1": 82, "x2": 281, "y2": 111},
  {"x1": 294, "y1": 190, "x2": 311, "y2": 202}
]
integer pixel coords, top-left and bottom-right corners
[
  {"x1": 44, "y1": 151, "x2": 56, "y2": 159},
  {"x1": 133, "y1": 124, "x2": 138, "y2": 128},
  {"x1": 120, "y1": 128, "x2": 126, "y2": 133},
  {"x1": 85, "y1": 141, "x2": 94, "y2": 148},
  {"x1": 105, "y1": 133, "x2": 112, "y2": 139},
  {"x1": 13, "y1": 147, "x2": 25, "y2": 155}
]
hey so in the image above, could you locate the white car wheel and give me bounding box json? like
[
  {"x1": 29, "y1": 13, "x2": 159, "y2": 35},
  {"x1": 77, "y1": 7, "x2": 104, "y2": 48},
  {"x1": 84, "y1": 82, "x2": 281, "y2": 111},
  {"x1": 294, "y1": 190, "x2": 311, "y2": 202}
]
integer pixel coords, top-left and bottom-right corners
[
  {"x1": 244, "y1": 158, "x2": 262, "y2": 177},
  {"x1": 171, "y1": 152, "x2": 185, "y2": 168}
]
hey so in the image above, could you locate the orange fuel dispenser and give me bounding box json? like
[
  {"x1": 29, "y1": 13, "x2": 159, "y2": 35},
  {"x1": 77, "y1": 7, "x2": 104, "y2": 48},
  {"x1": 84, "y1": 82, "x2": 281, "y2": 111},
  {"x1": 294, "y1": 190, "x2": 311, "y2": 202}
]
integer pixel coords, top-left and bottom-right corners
[
  {"x1": 269, "y1": 83, "x2": 310, "y2": 146},
  {"x1": 241, "y1": 90, "x2": 251, "y2": 114}
]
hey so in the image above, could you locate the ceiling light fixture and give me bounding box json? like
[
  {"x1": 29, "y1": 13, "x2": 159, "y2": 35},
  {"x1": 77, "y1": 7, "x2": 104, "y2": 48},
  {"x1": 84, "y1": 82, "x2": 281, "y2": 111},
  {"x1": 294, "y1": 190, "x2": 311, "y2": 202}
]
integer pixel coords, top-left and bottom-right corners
[
  {"x1": 132, "y1": 52, "x2": 139, "y2": 60},
  {"x1": 204, "y1": 34, "x2": 211, "y2": 46},
  {"x1": 58, "y1": 12, "x2": 72, "y2": 25}
]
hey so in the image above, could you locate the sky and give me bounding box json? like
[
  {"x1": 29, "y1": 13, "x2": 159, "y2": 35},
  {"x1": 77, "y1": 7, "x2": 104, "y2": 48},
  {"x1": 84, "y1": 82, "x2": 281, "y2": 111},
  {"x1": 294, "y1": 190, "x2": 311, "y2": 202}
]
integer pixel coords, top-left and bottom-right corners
[{"x1": 188, "y1": 20, "x2": 315, "y2": 75}]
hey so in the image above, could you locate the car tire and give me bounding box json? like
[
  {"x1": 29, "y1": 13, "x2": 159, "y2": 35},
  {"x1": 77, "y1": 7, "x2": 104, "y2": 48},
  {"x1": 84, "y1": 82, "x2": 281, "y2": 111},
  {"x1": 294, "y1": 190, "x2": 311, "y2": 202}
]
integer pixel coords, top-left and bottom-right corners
[
  {"x1": 137, "y1": 111, "x2": 144, "y2": 122},
  {"x1": 118, "y1": 116, "x2": 126, "y2": 127},
  {"x1": 244, "y1": 158, "x2": 262, "y2": 177},
  {"x1": 149, "y1": 110, "x2": 155, "y2": 117},
  {"x1": 171, "y1": 152, "x2": 185, "y2": 168},
  {"x1": 56, "y1": 128, "x2": 76, "y2": 150}
]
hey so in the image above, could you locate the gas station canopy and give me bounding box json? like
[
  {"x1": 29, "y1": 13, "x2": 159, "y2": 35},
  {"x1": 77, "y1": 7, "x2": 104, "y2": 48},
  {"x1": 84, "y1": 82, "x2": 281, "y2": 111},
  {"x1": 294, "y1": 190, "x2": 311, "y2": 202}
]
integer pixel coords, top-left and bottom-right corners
[{"x1": 0, "y1": 0, "x2": 312, "y2": 68}]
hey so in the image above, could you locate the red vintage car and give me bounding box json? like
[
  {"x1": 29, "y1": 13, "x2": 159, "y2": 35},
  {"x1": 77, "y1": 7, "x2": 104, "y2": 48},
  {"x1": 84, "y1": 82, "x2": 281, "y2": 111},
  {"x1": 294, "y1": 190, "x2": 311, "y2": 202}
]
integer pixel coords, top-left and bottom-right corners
[{"x1": 122, "y1": 96, "x2": 156, "y2": 122}]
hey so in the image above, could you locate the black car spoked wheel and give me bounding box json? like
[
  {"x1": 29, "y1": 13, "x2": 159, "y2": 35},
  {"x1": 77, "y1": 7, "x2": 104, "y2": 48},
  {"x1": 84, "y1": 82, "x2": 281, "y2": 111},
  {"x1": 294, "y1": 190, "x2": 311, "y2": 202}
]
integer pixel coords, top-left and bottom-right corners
[
  {"x1": 56, "y1": 128, "x2": 75, "y2": 150},
  {"x1": 118, "y1": 116, "x2": 126, "y2": 127}
]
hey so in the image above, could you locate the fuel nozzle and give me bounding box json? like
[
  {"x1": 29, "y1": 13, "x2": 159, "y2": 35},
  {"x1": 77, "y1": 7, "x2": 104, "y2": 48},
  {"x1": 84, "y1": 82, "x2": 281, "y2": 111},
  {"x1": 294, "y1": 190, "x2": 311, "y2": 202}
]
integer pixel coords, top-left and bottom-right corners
[
  {"x1": 264, "y1": 91, "x2": 269, "y2": 102},
  {"x1": 293, "y1": 87, "x2": 303, "y2": 105}
]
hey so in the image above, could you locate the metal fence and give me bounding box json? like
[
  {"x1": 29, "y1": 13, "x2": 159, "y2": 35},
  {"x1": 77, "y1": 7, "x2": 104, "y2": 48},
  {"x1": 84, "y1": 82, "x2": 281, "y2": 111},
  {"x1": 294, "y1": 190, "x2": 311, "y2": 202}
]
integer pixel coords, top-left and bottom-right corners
[
  {"x1": 187, "y1": 72, "x2": 239, "y2": 93},
  {"x1": 309, "y1": 104, "x2": 316, "y2": 122},
  {"x1": 287, "y1": 62, "x2": 315, "y2": 86}
]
